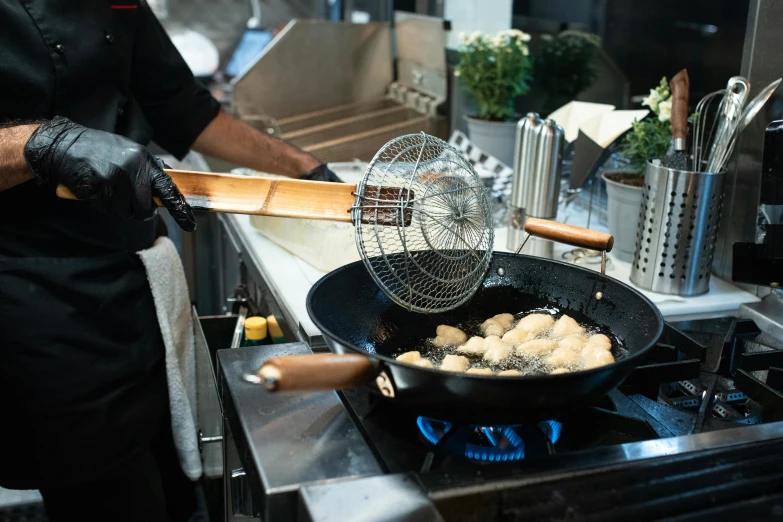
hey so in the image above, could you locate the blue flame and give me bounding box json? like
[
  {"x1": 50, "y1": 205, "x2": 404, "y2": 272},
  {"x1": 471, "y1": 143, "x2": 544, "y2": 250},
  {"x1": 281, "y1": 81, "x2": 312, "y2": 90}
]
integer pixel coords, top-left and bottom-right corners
[
  {"x1": 416, "y1": 417, "x2": 563, "y2": 462},
  {"x1": 537, "y1": 419, "x2": 563, "y2": 444}
]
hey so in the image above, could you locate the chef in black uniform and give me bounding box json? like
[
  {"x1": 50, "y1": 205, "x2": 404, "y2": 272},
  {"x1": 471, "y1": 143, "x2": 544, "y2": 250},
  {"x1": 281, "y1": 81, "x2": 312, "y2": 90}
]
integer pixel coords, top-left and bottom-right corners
[{"x1": 0, "y1": 1, "x2": 337, "y2": 521}]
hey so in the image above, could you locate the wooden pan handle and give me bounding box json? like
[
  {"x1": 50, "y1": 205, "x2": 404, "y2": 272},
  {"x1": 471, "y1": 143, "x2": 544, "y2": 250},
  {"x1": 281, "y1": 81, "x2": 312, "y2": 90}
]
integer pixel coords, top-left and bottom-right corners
[
  {"x1": 253, "y1": 353, "x2": 375, "y2": 392},
  {"x1": 669, "y1": 69, "x2": 690, "y2": 146},
  {"x1": 56, "y1": 169, "x2": 413, "y2": 226},
  {"x1": 525, "y1": 217, "x2": 614, "y2": 252}
]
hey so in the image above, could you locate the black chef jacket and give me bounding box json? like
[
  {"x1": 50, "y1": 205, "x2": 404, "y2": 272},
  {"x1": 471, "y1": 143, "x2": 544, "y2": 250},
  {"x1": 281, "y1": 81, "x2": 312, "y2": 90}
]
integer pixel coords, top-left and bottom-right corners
[{"x1": 0, "y1": 0, "x2": 220, "y2": 489}]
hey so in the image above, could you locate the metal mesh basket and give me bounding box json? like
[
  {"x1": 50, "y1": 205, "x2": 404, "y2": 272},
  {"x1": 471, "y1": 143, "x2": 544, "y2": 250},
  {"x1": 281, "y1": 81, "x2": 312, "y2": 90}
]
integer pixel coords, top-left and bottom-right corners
[
  {"x1": 629, "y1": 161, "x2": 726, "y2": 296},
  {"x1": 353, "y1": 133, "x2": 494, "y2": 313}
]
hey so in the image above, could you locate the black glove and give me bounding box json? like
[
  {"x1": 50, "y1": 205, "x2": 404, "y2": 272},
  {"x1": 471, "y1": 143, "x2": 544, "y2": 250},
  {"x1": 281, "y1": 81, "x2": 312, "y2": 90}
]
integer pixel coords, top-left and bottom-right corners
[
  {"x1": 24, "y1": 116, "x2": 196, "y2": 232},
  {"x1": 299, "y1": 163, "x2": 341, "y2": 182}
]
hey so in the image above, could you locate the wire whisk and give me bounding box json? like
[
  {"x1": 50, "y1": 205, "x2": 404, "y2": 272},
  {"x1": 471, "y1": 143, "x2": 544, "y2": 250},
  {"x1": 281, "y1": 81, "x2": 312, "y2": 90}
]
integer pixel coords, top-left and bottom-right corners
[{"x1": 692, "y1": 88, "x2": 745, "y2": 173}]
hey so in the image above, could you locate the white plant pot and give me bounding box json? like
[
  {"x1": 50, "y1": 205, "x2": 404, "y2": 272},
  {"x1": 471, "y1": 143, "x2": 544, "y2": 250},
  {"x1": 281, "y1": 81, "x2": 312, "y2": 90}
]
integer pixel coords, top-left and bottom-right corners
[
  {"x1": 602, "y1": 172, "x2": 644, "y2": 263},
  {"x1": 465, "y1": 116, "x2": 518, "y2": 167}
]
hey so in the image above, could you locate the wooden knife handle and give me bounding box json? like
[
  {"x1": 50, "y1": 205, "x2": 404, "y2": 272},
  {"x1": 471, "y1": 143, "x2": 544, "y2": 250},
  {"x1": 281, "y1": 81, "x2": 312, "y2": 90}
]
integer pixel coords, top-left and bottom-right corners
[
  {"x1": 255, "y1": 353, "x2": 375, "y2": 392},
  {"x1": 525, "y1": 217, "x2": 614, "y2": 252},
  {"x1": 669, "y1": 69, "x2": 690, "y2": 145}
]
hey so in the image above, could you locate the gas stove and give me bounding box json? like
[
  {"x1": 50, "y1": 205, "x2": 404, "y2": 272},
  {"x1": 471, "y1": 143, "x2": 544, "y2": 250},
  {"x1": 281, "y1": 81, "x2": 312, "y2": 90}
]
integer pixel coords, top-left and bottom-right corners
[
  {"x1": 337, "y1": 318, "x2": 783, "y2": 475},
  {"x1": 217, "y1": 317, "x2": 783, "y2": 522}
]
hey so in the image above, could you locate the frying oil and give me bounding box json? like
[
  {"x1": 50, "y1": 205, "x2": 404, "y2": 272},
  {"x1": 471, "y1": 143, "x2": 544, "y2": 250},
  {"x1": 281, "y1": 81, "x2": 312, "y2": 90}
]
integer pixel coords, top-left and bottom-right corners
[{"x1": 392, "y1": 307, "x2": 629, "y2": 376}]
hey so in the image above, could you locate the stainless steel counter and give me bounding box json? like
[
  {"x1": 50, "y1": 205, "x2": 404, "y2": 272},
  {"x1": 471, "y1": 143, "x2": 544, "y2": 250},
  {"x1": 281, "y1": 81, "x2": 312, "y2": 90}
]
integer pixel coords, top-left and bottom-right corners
[
  {"x1": 217, "y1": 339, "x2": 783, "y2": 521},
  {"x1": 217, "y1": 342, "x2": 383, "y2": 522}
]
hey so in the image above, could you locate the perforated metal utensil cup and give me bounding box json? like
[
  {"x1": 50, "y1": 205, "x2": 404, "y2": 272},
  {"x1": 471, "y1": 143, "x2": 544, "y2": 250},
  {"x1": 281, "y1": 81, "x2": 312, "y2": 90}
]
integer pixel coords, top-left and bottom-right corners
[{"x1": 629, "y1": 161, "x2": 726, "y2": 296}]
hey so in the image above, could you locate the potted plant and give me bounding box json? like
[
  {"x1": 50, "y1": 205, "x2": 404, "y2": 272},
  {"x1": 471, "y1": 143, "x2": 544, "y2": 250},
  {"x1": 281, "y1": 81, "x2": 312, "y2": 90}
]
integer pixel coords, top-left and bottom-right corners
[
  {"x1": 603, "y1": 77, "x2": 672, "y2": 261},
  {"x1": 455, "y1": 29, "x2": 533, "y2": 166},
  {"x1": 532, "y1": 30, "x2": 601, "y2": 115}
]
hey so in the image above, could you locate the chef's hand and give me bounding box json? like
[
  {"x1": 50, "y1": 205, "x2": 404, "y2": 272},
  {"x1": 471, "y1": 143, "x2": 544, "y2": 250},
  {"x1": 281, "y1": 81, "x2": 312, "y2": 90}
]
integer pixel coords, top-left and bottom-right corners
[
  {"x1": 299, "y1": 164, "x2": 341, "y2": 183},
  {"x1": 23, "y1": 116, "x2": 196, "y2": 232}
]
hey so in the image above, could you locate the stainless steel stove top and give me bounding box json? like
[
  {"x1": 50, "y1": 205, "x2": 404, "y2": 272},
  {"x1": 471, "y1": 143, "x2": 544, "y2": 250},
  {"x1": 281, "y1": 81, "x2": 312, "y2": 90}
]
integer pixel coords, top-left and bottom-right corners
[{"x1": 217, "y1": 317, "x2": 783, "y2": 522}]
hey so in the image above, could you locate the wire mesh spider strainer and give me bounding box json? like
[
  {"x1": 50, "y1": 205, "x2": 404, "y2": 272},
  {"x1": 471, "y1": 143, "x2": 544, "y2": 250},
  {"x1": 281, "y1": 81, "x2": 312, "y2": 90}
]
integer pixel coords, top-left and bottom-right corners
[{"x1": 352, "y1": 133, "x2": 494, "y2": 313}]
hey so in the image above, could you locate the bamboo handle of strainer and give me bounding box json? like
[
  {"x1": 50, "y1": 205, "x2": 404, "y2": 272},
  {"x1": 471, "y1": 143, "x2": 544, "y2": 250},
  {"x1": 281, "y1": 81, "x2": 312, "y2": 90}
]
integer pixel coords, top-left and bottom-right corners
[
  {"x1": 525, "y1": 217, "x2": 614, "y2": 252},
  {"x1": 55, "y1": 170, "x2": 358, "y2": 222}
]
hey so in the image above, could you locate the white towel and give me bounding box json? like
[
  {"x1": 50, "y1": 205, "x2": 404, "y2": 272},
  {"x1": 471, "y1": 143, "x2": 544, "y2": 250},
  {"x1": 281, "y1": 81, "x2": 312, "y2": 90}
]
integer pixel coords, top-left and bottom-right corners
[{"x1": 137, "y1": 237, "x2": 203, "y2": 480}]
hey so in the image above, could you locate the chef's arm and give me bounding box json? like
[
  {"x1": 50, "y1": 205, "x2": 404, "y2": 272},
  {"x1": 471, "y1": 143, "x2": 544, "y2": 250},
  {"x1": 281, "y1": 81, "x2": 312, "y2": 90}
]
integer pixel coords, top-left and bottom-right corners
[
  {"x1": 191, "y1": 110, "x2": 321, "y2": 178},
  {"x1": 0, "y1": 123, "x2": 38, "y2": 191}
]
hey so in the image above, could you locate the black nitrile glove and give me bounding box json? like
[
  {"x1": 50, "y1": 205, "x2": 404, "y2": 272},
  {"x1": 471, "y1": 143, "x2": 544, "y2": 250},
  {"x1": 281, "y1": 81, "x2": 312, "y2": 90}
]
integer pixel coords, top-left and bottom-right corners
[
  {"x1": 24, "y1": 116, "x2": 196, "y2": 232},
  {"x1": 300, "y1": 163, "x2": 341, "y2": 182}
]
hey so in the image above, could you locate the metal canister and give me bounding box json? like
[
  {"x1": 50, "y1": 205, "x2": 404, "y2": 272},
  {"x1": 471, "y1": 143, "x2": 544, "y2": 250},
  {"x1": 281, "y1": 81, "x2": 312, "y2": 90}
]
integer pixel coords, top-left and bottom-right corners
[{"x1": 507, "y1": 115, "x2": 565, "y2": 256}]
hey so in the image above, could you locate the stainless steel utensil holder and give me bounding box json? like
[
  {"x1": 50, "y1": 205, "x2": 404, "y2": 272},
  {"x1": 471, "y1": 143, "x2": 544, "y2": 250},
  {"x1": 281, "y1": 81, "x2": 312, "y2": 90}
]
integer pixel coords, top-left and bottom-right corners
[{"x1": 629, "y1": 161, "x2": 726, "y2": 296}]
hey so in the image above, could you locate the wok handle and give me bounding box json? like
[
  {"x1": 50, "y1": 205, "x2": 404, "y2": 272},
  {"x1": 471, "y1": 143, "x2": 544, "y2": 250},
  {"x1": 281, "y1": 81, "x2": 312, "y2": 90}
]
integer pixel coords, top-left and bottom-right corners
[
  {"x1": 525, "y1": 217, "x2": 614, "y2": 252},
  {"x1": 252, "y1": 353, "x2": 375, "y2": 392}
]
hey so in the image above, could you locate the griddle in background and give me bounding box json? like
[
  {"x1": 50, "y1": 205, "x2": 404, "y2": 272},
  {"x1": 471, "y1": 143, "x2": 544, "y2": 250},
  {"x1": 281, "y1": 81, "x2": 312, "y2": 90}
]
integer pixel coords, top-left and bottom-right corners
[{"x1": 231, "y1": 15, "x2": 450, "y2": 163}]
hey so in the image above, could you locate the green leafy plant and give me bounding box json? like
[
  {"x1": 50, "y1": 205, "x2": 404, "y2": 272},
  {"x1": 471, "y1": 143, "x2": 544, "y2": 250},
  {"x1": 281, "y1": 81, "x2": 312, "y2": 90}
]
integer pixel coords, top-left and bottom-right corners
[
  {"x1": 621, "y1": 77, "x2": 673, "y2": 174},
  {"x1": 455, "y1": 29, "x2": 533, "y2": 121},
  {"x1": 533, "y1": 30, "x2": 601, "y2": 112}
]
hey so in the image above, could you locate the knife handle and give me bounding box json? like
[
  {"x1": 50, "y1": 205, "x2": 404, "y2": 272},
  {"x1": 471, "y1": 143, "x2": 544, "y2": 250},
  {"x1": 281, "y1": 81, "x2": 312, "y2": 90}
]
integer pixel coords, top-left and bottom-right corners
[{"x1": 669, "y1": 69, "x2": 690, "y2": 149}]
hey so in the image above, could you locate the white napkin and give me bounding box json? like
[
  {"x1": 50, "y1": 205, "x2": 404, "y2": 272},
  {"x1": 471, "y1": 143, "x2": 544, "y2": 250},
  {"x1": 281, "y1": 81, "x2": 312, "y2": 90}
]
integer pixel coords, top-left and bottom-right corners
[
  {"x1": 137, "y1": 237, "x2": 202, "y2": 480},
  {"x1": 547, "y1": 101, "x2": 616, "y2": 143}
]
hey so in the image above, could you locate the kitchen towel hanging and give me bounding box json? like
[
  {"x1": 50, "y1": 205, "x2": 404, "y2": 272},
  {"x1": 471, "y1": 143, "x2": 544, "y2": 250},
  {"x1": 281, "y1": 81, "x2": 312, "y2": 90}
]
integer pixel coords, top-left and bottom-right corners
[{"x1": 138, "y1": 236, "x2": 202, "y2": 480}]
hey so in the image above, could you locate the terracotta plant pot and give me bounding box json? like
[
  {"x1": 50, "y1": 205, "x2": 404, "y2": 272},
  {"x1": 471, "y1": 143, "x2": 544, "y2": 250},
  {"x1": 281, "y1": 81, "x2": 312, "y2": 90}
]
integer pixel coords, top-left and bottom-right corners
[
  {"x1": 602, "y1": 171, "x2": 644, "y2": 263},
  {"x1": 465, "y1": 116, "x2": 518, "y2": 167}
]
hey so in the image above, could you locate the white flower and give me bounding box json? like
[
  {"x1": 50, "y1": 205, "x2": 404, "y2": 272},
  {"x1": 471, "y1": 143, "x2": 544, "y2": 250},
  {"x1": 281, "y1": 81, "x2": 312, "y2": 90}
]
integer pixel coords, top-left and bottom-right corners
[
  {"x1": 657, "y1": 99, "x2": 672, "y2": 122},
  {"x1": 459, "y1": 31, "x2": 468, "y2": 44},
  {"x1": 454, "y1": 69, "x2": 461, "y2": 77},
  {"x1": 641, "y1": 88, "x2": 662, "y2": 112},
  {"x1": 522, "y1": 46, "x2": 529, "y2": 56}
]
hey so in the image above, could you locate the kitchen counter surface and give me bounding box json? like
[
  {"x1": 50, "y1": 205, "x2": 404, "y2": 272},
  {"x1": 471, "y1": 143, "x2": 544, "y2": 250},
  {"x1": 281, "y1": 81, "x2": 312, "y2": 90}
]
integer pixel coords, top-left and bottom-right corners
[
  {"x1": 223, "y1": 208, "x2": 760, "y2": 347},
  {"x1": 218, "y1": 342, "x2": 383, "y2": 522}
]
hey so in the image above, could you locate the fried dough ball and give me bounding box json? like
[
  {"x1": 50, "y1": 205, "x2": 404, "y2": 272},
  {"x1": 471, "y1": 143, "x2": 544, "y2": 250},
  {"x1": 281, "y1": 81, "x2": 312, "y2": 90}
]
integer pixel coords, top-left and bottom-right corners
[
  {"x1": 516, "y1": 339, "x2": 558, "y2": 357},
  {"x1": 585, "y1": 334, "x2": 612, "y2": 352},
  {"x1": 456, "y1": 336, "x2": 487, "y2": 356},
  {"x1": 483, "y1": 336, "x2": 513, "y2": 364},
  {"x1": 466, "y1": 368, "x2": 494, "y2": 375},
  {"x1": 440, "y1": 354, "x2": 470, "y2": 372},
  {"x1": 545, "y1": 347, "x2": 580, "y2": 368},
  {"x1": 395, "y1": 351, "x2": 423, "y2": 364},
  {"x1": 515, "y1": 313, "x2": 554, "y2": 336},
  {"x1": 558, "y1": 334, "x2": 587, "y2": 352},
  {"x1": 502, "y1": 328, "x2": 535, "y2": 347},
  {"x1": 581, "y1": 345, "x2": 615, "y2": 369},
  {"x1": 433, "y1": 325, "x2": 467, "y2": 347},
  {"x1": 551, "y1": 315, "x2": 585, "y2": 339},
  {"x1": 481, "y1": 313, "x2": 515, "y2": 337}
]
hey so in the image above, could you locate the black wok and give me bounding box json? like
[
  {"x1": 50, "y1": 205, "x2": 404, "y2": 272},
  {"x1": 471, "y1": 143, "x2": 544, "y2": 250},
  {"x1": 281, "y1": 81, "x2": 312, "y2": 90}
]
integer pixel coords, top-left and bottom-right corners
[{"x1": 252, "y1": 248, "x2": 664, "y2": 424}]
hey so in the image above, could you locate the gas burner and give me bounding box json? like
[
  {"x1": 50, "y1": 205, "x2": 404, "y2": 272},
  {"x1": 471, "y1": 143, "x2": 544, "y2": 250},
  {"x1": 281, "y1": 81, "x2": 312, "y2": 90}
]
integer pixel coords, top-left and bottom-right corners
[{"x1": 416, "y1": 417, "x2": 562, "y2": 462}]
